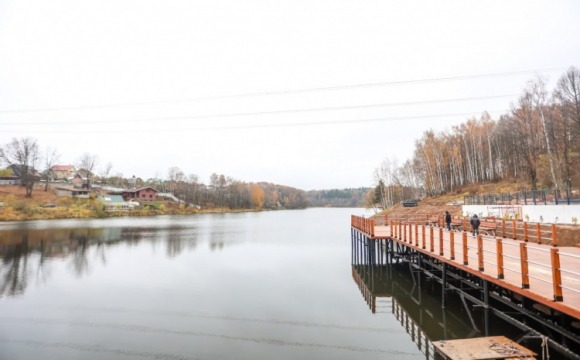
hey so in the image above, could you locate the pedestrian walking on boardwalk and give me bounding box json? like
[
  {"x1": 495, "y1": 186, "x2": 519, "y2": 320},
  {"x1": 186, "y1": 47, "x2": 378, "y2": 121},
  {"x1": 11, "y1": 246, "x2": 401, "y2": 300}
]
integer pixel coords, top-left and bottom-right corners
[
  {"x1": 445, "y1": 211, "x2": 452, "y2": 231},
  {"x1": 470, "y1": 214, "x2": 480, "y2": 236}
]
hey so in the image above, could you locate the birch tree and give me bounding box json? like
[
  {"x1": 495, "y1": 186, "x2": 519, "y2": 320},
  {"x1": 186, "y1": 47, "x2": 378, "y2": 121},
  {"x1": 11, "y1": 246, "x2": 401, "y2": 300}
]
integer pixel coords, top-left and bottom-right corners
[{"x1": 529, "y1": 77, "x2": 559, "y2": 188}]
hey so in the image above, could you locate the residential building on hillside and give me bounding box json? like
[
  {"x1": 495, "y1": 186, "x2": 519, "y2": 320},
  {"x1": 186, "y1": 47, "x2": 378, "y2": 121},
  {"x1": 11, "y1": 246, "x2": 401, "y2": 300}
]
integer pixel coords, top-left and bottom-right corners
[
  {"x1": 97, "y1": 194, "x2": 131, "y2": 212},
  {"x1": 71, "y1": 174, "x2": 89, "y2": 189},
  {"x1": 122, "y1": 187, "x2": 158, "y2": 202},
  {"x1": 54, "y1": 186, "x2": 90, "y2": 198},
  {"x1": 50, "y1": 165, "x2": 76, "y2": 180},
  {"x1": 4, "y1": 164, "x2": 40, "y2": 180}
]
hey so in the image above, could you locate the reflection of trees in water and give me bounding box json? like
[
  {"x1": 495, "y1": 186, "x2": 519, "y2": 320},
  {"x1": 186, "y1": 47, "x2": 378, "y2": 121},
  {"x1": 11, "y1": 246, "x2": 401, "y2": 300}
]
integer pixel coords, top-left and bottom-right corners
[
  {"x1": 0, "y1": 239, "x2": 29, "y2": 297},
  {"x1": 208, "y1": 223, "x2": 225, "y2": 251},
  {"x1": 166, "y1": 232, "x2": 183, "y2": 257},
  {"x1": 69, "y1": 236, "x2": 89, "y2": 276},
  {"x1": 0, "y1": 224, "x2": 201, "y2": 297},
  {"x1": 166, "y1": 229, "x2": 198, "y2": 257},
  {"x1": 209, "y1": 241, "x2": 224, "y2": 251}
]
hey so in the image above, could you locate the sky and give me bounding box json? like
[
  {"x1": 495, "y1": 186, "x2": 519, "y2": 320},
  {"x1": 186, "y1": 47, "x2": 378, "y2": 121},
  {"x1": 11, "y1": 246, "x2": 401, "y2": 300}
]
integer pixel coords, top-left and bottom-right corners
[{"x1": 0, "y1": 1, "x2": 579, "y2": 190}]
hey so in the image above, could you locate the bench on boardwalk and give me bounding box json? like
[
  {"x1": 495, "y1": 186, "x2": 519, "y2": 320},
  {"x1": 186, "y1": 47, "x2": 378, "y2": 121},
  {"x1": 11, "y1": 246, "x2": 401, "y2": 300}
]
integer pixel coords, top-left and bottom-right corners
[
  {"x1": 426, "y1": 216, "x2": 439, "y2": 226},
  {"x1": 450, "y1": 218, "x2": 463, "y2": 231},
  {"x1": 479, "y1": 221, "x2": 497, "y2": 236}
]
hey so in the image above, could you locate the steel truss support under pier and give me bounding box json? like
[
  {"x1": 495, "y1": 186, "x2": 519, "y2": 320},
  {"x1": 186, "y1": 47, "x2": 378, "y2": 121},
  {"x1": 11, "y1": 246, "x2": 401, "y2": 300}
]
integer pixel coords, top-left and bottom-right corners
[{"x1": 350, "y1": 229, "x2": 580, "y2": 360}]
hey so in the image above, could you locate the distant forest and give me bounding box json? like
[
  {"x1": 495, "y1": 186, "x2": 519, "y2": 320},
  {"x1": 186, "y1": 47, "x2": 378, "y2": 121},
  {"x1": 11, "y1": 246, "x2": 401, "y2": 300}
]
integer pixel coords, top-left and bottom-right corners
[
  {"x1": 306, "y1": 188, "x2": 369, "y2": 207},
  {"x1": 372, "y1": 67, "x2": 580, "y2": 209}
]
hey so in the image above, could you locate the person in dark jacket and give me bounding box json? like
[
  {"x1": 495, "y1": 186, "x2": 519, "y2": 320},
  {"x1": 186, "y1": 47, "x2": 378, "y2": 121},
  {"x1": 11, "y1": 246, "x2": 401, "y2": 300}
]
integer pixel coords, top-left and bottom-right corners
[
  {"x1": 470, "y1": 214, "x2": 480, "y2": 236},
  {"x1": 445, "y1": 211, "x2": 452, "y2": 231}
]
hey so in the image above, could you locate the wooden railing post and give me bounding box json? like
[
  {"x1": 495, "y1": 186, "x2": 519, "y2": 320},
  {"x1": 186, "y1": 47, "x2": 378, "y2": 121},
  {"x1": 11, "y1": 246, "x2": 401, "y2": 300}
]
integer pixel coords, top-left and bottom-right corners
[
  {"x1": 449, "y1": 231, "x2": 455, "y2": 260},
  {"x1": 523, "y1": 222, "x2": 528, "y2": 242},
  {"x1": 496, "y1": 238, "x2": 504, "y2": 279},
  {"x1": 536, "y1": 223, "x2": 541, "y2": 244},
  {"x1": 439, "y1": 227, "x2": 444, "y2": 256},
  {"x1": 421, "y1": 224, "x2": 426, "y2": 249},
  {"x1": 396, "y1": 220, "x2": 400, "y2": 239},
  {"x1": 512, "y1": 219, "x2": 517, "y2": 240},
  {"x1": 370, "y1": 219, "x2": 375, "y2": 237},
  {"x1": 429, "y1": 226, "x2": 434, "y2": 252},
  {"x1": 415, "y1": 224, "x2": 419, "y2": 247},
  {"x1": 551, "y1": 224, "x2": 558, "y2": 247},
  {"x1": 550, "y1": 248, "x2": 563, "y2": 301},
  {"x1": 462, "y1": 231, "x2": 468, "y2": 265},
  {"x1": 502, "y1": 219, "x2": 506, "y2": 238},
  {"x1": 477, "y1": 234, "x2": 484, "y2": 271},
  {"x1": 390, "y1": 220, "x2": 394, "y2": 237},
  {"x1": 403, "y1": 223, "x2": 407, "y2": 242},
  {"x1": 520, "y1": 243, "x2": 530, "y2": 289}
]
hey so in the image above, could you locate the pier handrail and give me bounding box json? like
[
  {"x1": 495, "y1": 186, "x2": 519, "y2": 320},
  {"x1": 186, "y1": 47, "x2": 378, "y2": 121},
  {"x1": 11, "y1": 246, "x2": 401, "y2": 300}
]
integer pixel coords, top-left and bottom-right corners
[
  {"x1": 381, "y1": 215, "x2": 560, "y2": 245},
  {"x1": 356, "y1": 217, "x2": 580, "y2": 308}
]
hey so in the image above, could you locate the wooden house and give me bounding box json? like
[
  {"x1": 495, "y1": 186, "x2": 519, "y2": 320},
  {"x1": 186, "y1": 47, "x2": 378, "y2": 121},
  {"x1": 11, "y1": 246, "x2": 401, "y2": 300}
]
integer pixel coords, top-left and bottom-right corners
[
  {"x1": 122, "y1": 187, "x2": 158, "y2": 202},
  {"x1": 50, "y1": 165, "x2": 76, "y2": 180}
]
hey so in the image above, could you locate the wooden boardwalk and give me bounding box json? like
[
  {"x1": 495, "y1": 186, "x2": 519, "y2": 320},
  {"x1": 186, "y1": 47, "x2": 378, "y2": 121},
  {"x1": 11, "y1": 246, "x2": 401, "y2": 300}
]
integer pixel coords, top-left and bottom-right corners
[{"x1": 352, "y1": 216, "x2": 580, "y2": 320}]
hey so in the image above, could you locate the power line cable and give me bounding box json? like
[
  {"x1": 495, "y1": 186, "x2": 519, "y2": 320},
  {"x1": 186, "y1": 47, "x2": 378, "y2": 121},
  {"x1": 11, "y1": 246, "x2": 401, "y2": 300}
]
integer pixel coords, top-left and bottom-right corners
[
  {"x1": 0, "y1": 67, "x2": 565, "y2": 114},
  {"x1": 2, "y1": 110, "x2": 507, "y2": 134},
  {"x1": 0, "y1": 94, "x2": 517, "y2": 126}
]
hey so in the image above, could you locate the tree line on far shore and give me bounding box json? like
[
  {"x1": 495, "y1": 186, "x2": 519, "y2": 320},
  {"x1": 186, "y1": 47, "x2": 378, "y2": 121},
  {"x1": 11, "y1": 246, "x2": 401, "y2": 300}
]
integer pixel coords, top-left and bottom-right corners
[{"x1": 373, "y1": 67, "x2": 580, "y2": 209}]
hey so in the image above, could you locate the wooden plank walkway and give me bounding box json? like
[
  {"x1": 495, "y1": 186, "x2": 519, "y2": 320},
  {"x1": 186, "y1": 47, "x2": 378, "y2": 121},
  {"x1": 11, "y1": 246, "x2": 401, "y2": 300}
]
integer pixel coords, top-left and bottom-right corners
[
  {"x1": 432, "y1": 336, "x2": 536, "y2": 359},
  {"x1": 352, "y1": 217, "x2": 580, "y2": 320}
]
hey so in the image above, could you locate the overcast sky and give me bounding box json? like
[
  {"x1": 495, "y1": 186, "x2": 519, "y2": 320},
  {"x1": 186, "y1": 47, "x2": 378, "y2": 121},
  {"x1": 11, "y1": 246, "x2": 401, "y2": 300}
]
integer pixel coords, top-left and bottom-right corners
[{"x1": 1, "y1": 1, "x2": 579, "y2": 190}]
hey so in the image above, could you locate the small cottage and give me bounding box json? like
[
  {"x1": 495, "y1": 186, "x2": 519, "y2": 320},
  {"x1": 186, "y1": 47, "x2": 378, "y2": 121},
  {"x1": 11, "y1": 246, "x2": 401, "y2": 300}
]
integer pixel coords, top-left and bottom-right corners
[
  {"x1": 97, "y1": 194, "x2": 131, "y2": 212},
  {"x1": 122, "y1": 187, "x2": 158, "y2": 202},
  {"x1": 50, "y1": 165, "x2": 76, "y2": 181}
]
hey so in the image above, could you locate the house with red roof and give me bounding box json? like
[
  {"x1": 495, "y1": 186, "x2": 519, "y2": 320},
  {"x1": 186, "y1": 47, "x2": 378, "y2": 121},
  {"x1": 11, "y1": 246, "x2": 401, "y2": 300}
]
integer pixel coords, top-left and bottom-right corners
[
  {"x1": 122, "y1": 187, "x2": 158, "y2": 202},
  {"x1": 50, "y1": 165, "x2": 76, "y2": 180}
]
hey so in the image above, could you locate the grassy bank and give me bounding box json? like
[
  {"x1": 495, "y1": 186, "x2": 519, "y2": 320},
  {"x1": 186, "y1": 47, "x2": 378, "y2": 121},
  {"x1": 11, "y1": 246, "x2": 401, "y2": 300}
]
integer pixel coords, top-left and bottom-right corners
[{"x1": 0, "y1": 185, "x2": 257, "y2": 221}]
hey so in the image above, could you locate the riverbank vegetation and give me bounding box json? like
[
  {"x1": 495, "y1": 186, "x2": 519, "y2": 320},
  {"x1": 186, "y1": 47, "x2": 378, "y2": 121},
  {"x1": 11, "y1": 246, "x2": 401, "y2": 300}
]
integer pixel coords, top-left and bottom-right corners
[
  {"x1": 371, "y1": 67, "x2": 580, "y2": 208},
  {"x1": 0, "y1": 182, "x2": 306, "y2": 221}
]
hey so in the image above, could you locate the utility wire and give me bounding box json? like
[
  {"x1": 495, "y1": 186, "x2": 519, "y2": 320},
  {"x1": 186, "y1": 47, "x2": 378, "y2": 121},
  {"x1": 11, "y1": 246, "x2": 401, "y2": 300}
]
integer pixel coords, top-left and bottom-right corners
[
  {"x1": 0, "y1": 67, "x2": 565, "y2": 114},
  {"x1": 2, "y1": 110, "x2": 507, "y2": 134},
  {"x1": 0, "y1": 94, "x2": 516, "y2": 126}
]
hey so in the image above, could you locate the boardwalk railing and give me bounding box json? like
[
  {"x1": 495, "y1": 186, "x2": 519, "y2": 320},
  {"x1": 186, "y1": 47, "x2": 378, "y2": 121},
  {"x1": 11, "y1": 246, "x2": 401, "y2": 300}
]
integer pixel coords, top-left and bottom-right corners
[
  {"x1": 464, "y1": 188, "x2": 580, "y2": 205},
  {"x1": 351, "y1": 215, "x2": 580, "y2": 308},
  {"x1": 351, "y1": 215, "x2": 375, "y2": 237},
  {"x1": 373, "y1": 214, "x2": 559, "y2": 245}
]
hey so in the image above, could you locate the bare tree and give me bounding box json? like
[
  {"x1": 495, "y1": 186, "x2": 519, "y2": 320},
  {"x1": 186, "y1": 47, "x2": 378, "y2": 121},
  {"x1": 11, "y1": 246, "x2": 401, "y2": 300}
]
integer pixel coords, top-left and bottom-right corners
[
  {"x1": 42, "y1": 147, "x2": 60, "y2": 191},
  {"x1": 167, "y1": 166, "x2": 185, "y2": 194},
  {"x1": 554, "y1": 67, "x2": 580, "y2": 190},
  {"x1": 1, "y1": 137, "x2": 40, "y2": 197},
  {"x1": 77, "y1": 153, "x2": 98, "y2": 189},
  {"x1": 530, "y1": 77, "x2": 559, "y2": 188},
  {"x1": 555, "y1": 66, "x2": 580, "y2": 135},
  {"x1": 100, "y1": 162, "x2": 113, "y2": 184}
]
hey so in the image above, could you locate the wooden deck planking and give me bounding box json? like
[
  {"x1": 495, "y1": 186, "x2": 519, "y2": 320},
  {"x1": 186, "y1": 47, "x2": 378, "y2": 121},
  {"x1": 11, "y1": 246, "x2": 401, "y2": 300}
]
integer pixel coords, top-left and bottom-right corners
[
  {"x1": 372, "y1": 224, "x2": 580, "y2": 319},
  {"x1": 432, "y1": 336, "x2": 536, "y2": 359}
]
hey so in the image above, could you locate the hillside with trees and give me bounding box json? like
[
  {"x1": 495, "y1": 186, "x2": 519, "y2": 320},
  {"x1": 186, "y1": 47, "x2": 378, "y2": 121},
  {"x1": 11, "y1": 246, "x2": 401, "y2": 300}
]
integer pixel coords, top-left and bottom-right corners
[
  {"x1": 371, "y1": 67, "x2": 580, "y2": 208},
  {"x1": 306, "y1": 188, "x2": 368, "y2": 207}
]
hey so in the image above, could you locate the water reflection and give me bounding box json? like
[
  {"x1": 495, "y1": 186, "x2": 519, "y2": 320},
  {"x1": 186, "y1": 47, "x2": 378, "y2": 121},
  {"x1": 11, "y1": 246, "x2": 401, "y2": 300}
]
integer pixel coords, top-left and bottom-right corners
[
  {"x1": 0, "y1": 223, "x2": 201, "y2": 297},
  {"x1": 352, "y1": 264, "x2": 478, "y2": 359}
]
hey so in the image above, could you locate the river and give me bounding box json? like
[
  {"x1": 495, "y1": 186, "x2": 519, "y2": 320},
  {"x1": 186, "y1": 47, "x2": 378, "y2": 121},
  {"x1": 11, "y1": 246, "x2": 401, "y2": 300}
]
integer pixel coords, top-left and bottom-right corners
[{"x1": 0, "y1": 208, "x2": 486, "y2": 359}]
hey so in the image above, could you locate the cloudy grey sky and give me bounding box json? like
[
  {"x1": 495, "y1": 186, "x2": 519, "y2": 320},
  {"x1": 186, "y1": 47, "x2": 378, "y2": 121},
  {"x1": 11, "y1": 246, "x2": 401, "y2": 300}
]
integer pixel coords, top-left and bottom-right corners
[{"x1": 0, "y1": 1, "x2": 578, "y2": 190}]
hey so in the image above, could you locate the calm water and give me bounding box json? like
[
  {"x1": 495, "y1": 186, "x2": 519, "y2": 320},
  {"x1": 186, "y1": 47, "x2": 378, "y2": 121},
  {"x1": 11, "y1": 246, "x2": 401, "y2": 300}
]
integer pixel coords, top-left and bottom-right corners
[{"x1": 0, "y1": 208, "x2": 478, "y2": 360}]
